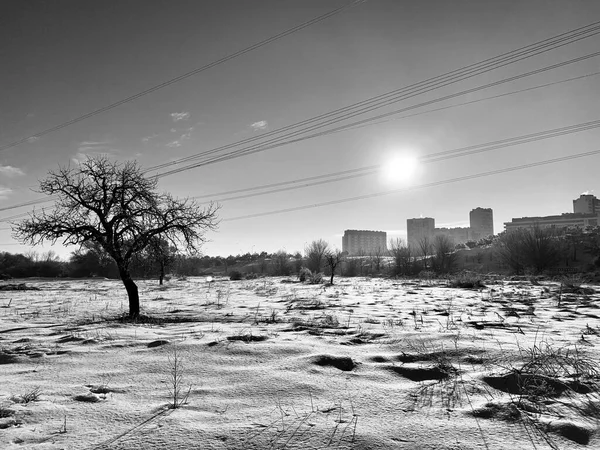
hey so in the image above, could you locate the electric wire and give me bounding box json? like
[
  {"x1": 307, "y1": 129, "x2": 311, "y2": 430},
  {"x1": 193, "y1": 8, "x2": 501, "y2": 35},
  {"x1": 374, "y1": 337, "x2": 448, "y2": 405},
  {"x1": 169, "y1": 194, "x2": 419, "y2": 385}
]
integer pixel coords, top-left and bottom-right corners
[
  {"x1": 147, "y1": 21, "x2": 600, "y2": 174},
  {"x1": 2, "y1": 21, "x2": 600, "y2": 216},
  {"x1": 3, "y1": 117, "x2": 598, "y2": 223},
  {"x1": 0, "y1": 0, "x2": 368, "y2": 153},
  {"x1": 222, "y1": 149, "x2": 600, "y2": 221},
  {"x1": 2, "y1": 69, "x2": 599, "y2": 216},
  {"x1": 155, "y1": 49, "x2": 600, "y2": 176},
  {"x1": 198, "y1": 119, "x2": 600, "y2": 203}
]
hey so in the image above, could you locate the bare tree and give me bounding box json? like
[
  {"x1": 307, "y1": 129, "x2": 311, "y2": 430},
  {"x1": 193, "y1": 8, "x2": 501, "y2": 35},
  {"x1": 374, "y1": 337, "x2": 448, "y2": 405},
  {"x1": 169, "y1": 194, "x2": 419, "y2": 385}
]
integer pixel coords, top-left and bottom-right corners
[
  {"x1": 388, "y1": 238, "x2": 416, "y2": 276},
  {"x1": 431, "y1": 235, "x2": 457, "y2": 274},
  {"x1": 305, "y1": 239, "x2": 329, "y2": 273},
  {"x1": 271, "y1": 250, "x2": 291, "y2": 276},
  {"x1": 493, "y1": 226, "x2": 565, "y2": 274},
  {"x1": 14, "y1": 156, "x2": 219, "y2": 318},
  {"x1": 324, "y1": 249, "x2": 344, "y2": 284},
  {"x1": 369, "y1": 246, "x2": 385, "y2": 274},
  {"x1": 418, "y1": 236, "x2": 432, "y2": 270},
  {"x1": 142, "y1": 237, "x2": 178, "y2": 285}
]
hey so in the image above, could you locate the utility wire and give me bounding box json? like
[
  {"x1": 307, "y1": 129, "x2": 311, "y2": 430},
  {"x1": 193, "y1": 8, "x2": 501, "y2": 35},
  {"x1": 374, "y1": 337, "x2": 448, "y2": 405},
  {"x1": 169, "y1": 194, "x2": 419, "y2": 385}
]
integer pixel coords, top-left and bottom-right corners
[
  {"x1": 2, "y1": 21, "x2": 600, "y2": 214},
  {"x1": 198, "y1": 119, "x2": 600, "y2": 203},
  {"x1": 147, "y1": 21, "x2": 600, "y2": 174},
  {"x1": 2, "y1": 69, "x2": 599, "y2": 215},
  {"x1": 0, "y1": 0, "x2": 368, "y2": 153},
  {"x1": 222, "y1": 149, "x2": 600, "y2": 221},
  {"x1": 156, "y1": 49, "x2": 600, "y2": 176},
  {"x1": 5, "y1": 117, "x2": 597, "y2": 223}
]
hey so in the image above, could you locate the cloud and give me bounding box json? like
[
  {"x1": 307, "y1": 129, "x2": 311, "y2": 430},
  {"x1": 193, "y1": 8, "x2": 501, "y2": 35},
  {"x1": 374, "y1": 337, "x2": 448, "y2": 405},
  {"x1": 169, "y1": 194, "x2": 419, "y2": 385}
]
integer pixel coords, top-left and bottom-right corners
[
  {"x1": 72, "y1": 140, "x2": 119, "y2": 164},
  {"x1": 251, "y1": 120, "x2": 268, "y2": 131},
  {"x1": 171, "y1": 112, "x2": 190, "y2": 122},
  {"x1": 165, "y1": 128, "x2": 194, "y2": 149},
  {"x1": 141, "y1": 134, "x2": 159, "y2": 143},
  {"x1": 0, "y1": 186, "x2": 12, "y2": 199},
  {"x1": 0, "y1": 165, "x2": 25, "y2": 177}
]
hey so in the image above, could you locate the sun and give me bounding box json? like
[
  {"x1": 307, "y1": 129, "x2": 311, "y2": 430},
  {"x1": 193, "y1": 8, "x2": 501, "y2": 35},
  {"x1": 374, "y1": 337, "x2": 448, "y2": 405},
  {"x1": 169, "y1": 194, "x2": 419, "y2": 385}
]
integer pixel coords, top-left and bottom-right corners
[{"x1": 381, "y1": 154, "x2": 419, "y2": 184}]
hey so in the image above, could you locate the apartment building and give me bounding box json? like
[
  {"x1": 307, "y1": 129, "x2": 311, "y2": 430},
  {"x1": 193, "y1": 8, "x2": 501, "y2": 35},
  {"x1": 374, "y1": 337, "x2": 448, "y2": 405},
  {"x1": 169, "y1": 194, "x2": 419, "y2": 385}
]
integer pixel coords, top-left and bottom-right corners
[{"x1": 342, "y1": 230, "x2": 387, "y2": 256}]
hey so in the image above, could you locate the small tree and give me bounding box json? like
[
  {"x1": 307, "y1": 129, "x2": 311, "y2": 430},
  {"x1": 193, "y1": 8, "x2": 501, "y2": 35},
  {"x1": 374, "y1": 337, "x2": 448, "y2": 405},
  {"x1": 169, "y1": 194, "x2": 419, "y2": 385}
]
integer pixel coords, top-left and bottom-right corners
[
  {"x1": 369, "y1": 246, "x2": 385, "y2": 274},
  {"x1": 431, "y1": 235, "x2": 457, "y2": 274},
  {"x1": 418, "y1": 236, "x2": 432, "y2": 270},
  {"x1": 14, "y1": 156, "x2": 219, "y2": 318},
  {"x1": 324, "y1": 249, "x2": 344, "y2": 284},
  {"x1": 305, "y1": 239, "x2": 329, "y2": 273},
  {"x1": 494, "y1": 226, "x2": 565, "y2": 274},
  {"x1": 142, "y1": 237, "x2": 178, "y2": 285},
  {"x1": 388, "y1": 238, "x2": 417, "y2": 276},
  {"x1": 271, "y1": 250, "x2": 291, "y2": 276},
  {"x1": 521, "y1": 226, "x2": 565, "y2": 273},
  {"x1": 494, "y1": 229, "x2": 527, "y2": 274}
]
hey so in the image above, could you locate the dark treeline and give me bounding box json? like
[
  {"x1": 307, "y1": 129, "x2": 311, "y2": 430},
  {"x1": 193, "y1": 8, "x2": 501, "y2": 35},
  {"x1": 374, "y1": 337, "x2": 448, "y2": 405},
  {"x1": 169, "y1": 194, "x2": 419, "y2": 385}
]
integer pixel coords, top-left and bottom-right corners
[
  {"x1": 0, "y1": 244, "x2": 305, "y2": 280},
  {"x1": 1, "y1": 226, "x2": 599, "y2": 281}
]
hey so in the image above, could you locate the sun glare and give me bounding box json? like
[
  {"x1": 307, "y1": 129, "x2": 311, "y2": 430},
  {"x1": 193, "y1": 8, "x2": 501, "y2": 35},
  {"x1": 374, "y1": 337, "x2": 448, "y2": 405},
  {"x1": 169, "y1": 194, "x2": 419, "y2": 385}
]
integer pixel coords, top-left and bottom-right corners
[{"x1": 381, "y1": 154, "x2": 419, "y2": 184}]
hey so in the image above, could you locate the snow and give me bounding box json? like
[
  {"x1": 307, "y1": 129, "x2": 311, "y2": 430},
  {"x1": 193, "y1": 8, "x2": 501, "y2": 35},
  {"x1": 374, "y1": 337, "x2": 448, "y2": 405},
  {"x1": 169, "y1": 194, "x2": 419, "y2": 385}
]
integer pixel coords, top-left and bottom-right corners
[{"x1": 1, "y1": 276, "x2": 599, "y2": 449}]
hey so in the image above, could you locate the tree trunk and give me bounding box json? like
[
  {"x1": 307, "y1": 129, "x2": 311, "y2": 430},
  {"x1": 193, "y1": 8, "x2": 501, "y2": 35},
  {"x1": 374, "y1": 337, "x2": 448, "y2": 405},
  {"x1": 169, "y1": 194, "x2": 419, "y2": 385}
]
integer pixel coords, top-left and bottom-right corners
[
  {"x1": 159, "y1": 261, "x2": 165, "y2": 285},
  {"x1": 119, "y1": 267, "x2": 139, "y2": 319},
  {"x1": 330, "y1": 272, "x2": 334, "y2": 284}
]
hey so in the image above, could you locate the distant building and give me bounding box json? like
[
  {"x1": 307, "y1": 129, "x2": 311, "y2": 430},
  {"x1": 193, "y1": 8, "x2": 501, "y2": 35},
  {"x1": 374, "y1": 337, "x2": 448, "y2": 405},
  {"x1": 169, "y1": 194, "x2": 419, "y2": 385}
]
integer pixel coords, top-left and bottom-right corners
[
  {"x1": 407, "y1": 218, "x2": 435, "y2": 248},
  {"x1": 469, "y1": 207, "x2": 494, "y2": 241},
  {"x1": 342, "y1": 230, "x2": 387, "y2": 256},
  {"x1": 504, "y1": 213, "x2": 600, "y2": 232},
  {"x1": 505, "y1": 194, "x2": 600, "y2": 232},
  {"x1": 573, "y1": 194, "x2": 600, "y2": 214},
  {"x1": 433, "y1": 227, "x2": 471, "y2": 245}
]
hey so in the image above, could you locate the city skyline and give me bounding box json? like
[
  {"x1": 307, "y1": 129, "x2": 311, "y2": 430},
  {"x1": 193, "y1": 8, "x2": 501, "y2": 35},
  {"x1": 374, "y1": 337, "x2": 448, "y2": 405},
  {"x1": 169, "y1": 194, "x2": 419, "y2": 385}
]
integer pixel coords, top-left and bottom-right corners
[{"x1": 1, "y1": 1, "x2": 600, "y2": 259}]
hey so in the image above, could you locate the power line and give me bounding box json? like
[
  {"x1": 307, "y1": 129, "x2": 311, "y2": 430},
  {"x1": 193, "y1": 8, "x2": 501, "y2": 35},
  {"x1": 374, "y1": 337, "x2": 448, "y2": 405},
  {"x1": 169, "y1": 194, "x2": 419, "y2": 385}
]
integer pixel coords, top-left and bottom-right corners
[
  {"x1": 339, "y1": 71, "x2": 600, "y2": 134},
  {"x1": 198, "y1": 119, "x2": 600, "y2": 203},
  {"x1": 146, "y1": 20, "x2": 600, "y2": 174},
  {"x1": 156, "y1": 50, "x2": 600, "y2": 176},
  {"x1": 222, "y1": 149, "x2": 600, "y2": 221},
  {"x1": 2, "y1": 21, "x2": 600, "y2": 216},
  {"x1": 2, "y1": 69, "x2": 599, "y2": 217},
  {"x1": 0, "y1": 0, "x2": 368, "y2": 153}
]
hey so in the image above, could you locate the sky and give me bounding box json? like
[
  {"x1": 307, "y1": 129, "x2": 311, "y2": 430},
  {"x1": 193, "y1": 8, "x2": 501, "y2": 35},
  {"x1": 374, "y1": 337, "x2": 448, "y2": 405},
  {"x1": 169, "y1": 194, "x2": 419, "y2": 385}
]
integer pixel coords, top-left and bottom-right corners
[{"x1": 1, "y1": 0, "x2": 600, "y2": 260}]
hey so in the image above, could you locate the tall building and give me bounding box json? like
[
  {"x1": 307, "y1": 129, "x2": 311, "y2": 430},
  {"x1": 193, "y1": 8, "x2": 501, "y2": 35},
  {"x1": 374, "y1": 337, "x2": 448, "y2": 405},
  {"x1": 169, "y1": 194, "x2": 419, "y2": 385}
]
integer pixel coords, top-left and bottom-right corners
[
  {"x1": 469, "y1": 207, "x2": 494, "y2": 241},
  {"x1": 342, "y1": 230, "x2": 387, "y2": 256},
  {"x1": 573, "y1": 194, "x2": 600, "y2": 214},
  {"x1": 407, "y1": 218, "x2": 435, "y2": 248}
]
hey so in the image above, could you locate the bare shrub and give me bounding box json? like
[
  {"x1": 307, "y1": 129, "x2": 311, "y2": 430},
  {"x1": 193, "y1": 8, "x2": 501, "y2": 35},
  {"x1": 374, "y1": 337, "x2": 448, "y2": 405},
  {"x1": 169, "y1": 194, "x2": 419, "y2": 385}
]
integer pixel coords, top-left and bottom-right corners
[
  {"x1": 388, "y1": 238, "x2": 419, "y2": 276},
  {"x1": 431, "y1": 235, "x2": 457, "y2": 274},
  {"x1": 167, "y1": 346, "x2": 191, "y2": 409},
  {"x1": 11, "y1": 387, "x2": 41, "y2": 404},
  {"x1": 324, "y1": 249, "x2": 344, "y2": 284},
  {"x1": 305, "y1": 239, "x2": 329, "y2": 273},
  {"x1": 271, "y1": 250, "x2": 291, "y2": 276},
  {"x1": 494, "y1": 226, "x2": 566, "y2": 274},
  {"x1": 229, "y1": 270, "x2": 243, "y2": 281}
]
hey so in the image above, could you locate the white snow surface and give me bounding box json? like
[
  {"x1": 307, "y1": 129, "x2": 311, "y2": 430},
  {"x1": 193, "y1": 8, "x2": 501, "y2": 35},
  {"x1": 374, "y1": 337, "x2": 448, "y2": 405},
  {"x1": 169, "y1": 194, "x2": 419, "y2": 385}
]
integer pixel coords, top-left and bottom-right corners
[{"x1": 0, "y1": 276, "x2": 599, "y2": 449}]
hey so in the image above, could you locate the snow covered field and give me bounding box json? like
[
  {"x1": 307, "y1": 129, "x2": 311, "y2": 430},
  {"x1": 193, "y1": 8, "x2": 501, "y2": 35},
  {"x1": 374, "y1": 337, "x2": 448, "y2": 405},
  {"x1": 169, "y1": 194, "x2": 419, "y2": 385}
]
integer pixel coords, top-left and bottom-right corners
[{"x1": 1, "y1": 276, "x2": 599, "y2": 449}]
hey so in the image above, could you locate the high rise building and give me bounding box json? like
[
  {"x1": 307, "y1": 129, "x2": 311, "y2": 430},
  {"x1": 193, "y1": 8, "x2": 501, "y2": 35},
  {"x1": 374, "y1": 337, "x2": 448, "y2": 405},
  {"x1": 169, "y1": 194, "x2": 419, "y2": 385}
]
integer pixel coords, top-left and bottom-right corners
[
  {"x1": 407, "y1": 217, "x2": 435, "y2": 248},
  {"x1": 469, "y1": 207, "x2": 494, "y2": 241},
  {"x1": 342, "y1": 230, "x2": 387, "y2": 256},
  {"x1": 573, "y1": 194, "x2": 600, "y2": 214}
]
